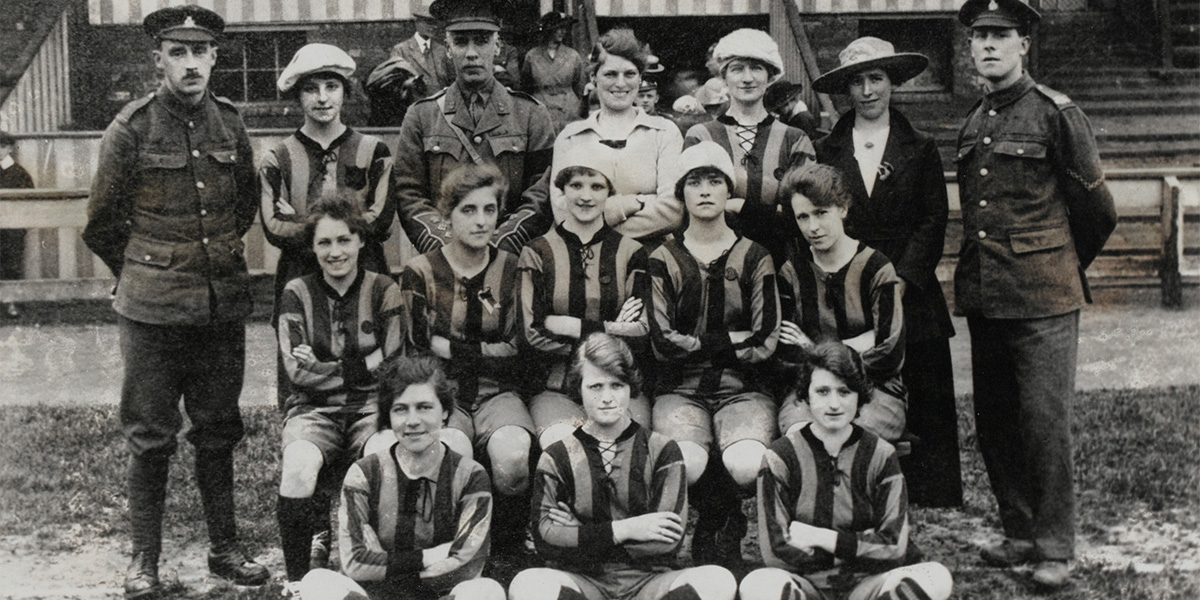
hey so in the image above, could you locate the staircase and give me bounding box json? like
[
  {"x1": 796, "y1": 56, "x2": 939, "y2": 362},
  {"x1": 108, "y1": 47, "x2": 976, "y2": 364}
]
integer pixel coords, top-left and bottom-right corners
[
  {"x1": 1167, "y1": 0, "x2": 1200, "y2": 68},
  {"x1": 899, "y1": 10, "x2": 1200, "y2": 170}
]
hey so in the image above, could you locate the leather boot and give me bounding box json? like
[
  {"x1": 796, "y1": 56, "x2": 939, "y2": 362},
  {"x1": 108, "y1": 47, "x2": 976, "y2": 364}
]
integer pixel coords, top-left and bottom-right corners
[
  {"x1": 126, "y1": 455, "x2": 168, "y2": 599},
  {"x1": 124, "y1": 551, "x2": 160, "y2": 599}
]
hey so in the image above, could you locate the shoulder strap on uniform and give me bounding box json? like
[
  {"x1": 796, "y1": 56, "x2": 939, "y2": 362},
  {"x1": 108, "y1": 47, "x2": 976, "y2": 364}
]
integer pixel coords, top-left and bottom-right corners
[
  {"x1": 505, "y1": 87, "x2": 543, "y2": 105},
  {"x1": 436, "y1": 94, "x2": 487, "y2": 166},
  {"x1": 1034, "y1": 84, "x2": 1075, "y2": 110},
  {"x1": 116, "y1": 93, "x2": 156, "y2": 121}
]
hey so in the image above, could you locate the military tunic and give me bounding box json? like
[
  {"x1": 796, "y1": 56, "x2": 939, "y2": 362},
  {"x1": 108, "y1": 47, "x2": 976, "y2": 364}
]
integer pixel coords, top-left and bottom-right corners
[
  {"x1": 954, "y1": 73, "x2": 1116, "y2": 561},
  {"x1": 393, "y1": 80, "x2": 555, "y2": 255},
  {"x1": 85, "y1": 85, "x2": 257, "y2": 326}
]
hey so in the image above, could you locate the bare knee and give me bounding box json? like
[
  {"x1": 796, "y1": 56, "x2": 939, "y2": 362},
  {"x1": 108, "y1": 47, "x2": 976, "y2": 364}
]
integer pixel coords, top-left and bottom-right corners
[
  {"x1": 509, "y1": 568, "x2": 575, "y2": 600},
  {"x1": 675, "y1": 565, "x2": 737, "y2": 600},
  {"x1": 739, "y1": 568, "x2": 795, "y2": 600},
  {"x1": 451, "y1": 577, "x2": 505, "y2": 600},
  {"x1": 678, "y1": 441, "x2": 709, "y2": 486},
  {"x1": 538, "y1": 423, "x2": 576, "y2": 450},
  {"x1": 279, "y1": 440, "x2": 324, "y2": 498},
  {"x1": 440, "y1": 428, "x2": 474, "y2": 460},
  {"x1": 722, "y1": 440, "x2": 766, "y2": 488},
  {"x1": 488, "y1": 426, "x2": 532, "y2": 495}
]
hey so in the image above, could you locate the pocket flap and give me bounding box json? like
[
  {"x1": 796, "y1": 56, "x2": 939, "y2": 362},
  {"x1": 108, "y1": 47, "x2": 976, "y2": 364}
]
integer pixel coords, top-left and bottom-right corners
[
  {"x1": 955, "y1": 142, "x2": 975, "y2": 163},
  {"x1": 138, "y1": 152, "x2": 187, "y2": 170},
  {"x1": 994, "y1": 140, "x2": 1047, "y2": 159},
  {"x1": 208, "y1": 148, "x2": 239, "y2": 164},
  {"x1": 1010, "y1": 224, "x2": 1070, "y2": 254},
  {"x1": 424, "y1": 136, "x2": 463, "y2": 159},
  {"x1": 487, "y1": 135, "x2": 526, "y2": 156},
  {"x1": 124, "y1": 237, "x2": 174, "y2": 267}
]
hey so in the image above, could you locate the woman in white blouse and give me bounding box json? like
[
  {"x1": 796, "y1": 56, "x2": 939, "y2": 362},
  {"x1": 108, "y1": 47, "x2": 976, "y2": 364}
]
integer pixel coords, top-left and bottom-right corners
[{"x1": 549, "y1": 28, "x2": 683, "y2": 247}]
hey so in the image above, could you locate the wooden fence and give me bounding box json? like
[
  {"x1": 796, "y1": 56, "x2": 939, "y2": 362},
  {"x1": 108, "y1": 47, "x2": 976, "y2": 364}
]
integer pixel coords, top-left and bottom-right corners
[{"x1": 1, "y1": 129, "x2": 1198, "y2": 306}]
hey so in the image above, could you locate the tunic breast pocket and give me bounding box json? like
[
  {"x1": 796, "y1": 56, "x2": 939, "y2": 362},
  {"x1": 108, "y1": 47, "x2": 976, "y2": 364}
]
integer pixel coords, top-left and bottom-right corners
[{"x1": 993, "y1": 138, "x2": 1049, "y2": 186}]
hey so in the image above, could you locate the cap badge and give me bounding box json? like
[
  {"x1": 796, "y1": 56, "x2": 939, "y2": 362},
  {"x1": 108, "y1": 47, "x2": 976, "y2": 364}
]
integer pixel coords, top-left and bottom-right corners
[
  {"x1": 988, "y1": 0, "x2": 999, "y2": 10},
  {"x1": 183, "y1": 15, "x2": 196, "y2": 28}
]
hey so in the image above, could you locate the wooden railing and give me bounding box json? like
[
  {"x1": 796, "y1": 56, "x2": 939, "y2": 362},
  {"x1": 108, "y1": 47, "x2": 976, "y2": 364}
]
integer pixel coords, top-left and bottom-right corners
[{"x1": 1, "y1": 166, "x2": 1198, "y2": 306}]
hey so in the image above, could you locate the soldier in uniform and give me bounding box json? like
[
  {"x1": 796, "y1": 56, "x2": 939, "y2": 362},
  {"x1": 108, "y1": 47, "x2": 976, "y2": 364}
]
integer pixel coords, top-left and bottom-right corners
[
  {"x1": 392, "y1": 0, "x2": 555, "y2": 256},
  {"x1": 82, "y1": 6, "x2": 269, "y2": 597},
  {"x1": 953, "y1": 0, "x2": 1117, "y2": 588}
]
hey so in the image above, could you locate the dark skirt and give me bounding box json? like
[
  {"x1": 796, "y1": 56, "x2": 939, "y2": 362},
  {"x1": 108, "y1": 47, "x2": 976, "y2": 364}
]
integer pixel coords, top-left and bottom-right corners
[{"x1": 898, "y1": 336, "x2": 964, "y2": 508}]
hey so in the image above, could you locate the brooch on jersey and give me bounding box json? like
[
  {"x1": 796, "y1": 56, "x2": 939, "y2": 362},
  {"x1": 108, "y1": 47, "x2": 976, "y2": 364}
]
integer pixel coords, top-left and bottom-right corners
[
  {"x1": 877, "y1": 162, "x2": 895, "y2": 182},
  {"x1": 478, "y1": 286, "x2": 497, "y2": 315}
]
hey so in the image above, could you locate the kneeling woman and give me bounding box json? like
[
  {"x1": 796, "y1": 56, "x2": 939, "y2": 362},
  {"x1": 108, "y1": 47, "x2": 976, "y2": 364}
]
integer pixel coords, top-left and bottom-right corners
[
  {"x1": 399, "y1": 164, "x2": 534, "y2": 552},
  {"x1": 742, "y1": 342, "x2": 952, "y2": 600},
  {"x1": 298, "y1": 355, "x2": 504, "y2": 600},
  {"x1": 775, "y1": 164, "x2": 906, "y2": 442},
  {"x1": 509, "y1": 333, "x2": 736, "y2": 600}
]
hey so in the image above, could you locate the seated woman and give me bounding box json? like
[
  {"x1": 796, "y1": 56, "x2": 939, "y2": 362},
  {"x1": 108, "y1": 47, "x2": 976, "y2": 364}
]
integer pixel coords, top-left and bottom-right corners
[
  {"x1": 508, "y1": 333, "x2": 737, "y2": 600},
  {"x1": 741, "y1": 342, "x2": 953, "y2": 600},
  {"x1": 275, "y1": 193, "x2": 406, "y2": 590},
  {"x1": 519, "y1": 147, "x2": 652, "y2": 450},
  {"x1": 296, "y1": 355, "x2": 504, "y2": 600},
  {"x1": 649, "y1": 142, "x2": 780, "y2": 567},
  {"x1": 397, "y1": 163, "x2": 534, "y2": 553},
  {"x1": 775, "y1": 164, "x2": 906, "y2": 442}
]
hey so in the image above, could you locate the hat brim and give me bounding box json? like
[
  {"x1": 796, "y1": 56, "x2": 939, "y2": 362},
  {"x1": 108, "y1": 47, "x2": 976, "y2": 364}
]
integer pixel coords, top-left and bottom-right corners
[
  {"x1": 445, "y1": 20, "x2": 500, "y2": 32},
  {"x1": 156, "y1": 27, "x2": 217, "y2": 42},
  {"x1": 811, "y1": 53, "x2": 928, "y2": 94},
  {"x1": 764, "y1": 83, "x2": 804, "y2": 111}
]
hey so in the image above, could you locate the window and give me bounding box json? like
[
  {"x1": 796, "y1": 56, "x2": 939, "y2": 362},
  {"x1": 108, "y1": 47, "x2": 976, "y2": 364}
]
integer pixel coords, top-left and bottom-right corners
[{"x1": 211, "y1": 31, "x2": 307, "y2": 102}]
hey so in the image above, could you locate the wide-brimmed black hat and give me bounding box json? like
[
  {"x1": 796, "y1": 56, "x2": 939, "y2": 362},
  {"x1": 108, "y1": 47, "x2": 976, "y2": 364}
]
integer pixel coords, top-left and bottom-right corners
[
  {"x1": 143, "y1": 5, "x2": 224, "y2": 42},
  {"x1": 959, "y1": 0, "x2": 1041, "y2": 29},
  {"x1": 764, "y1": 80, "x2": 803, "y2": 112},
  {"x1": 812, "y1": 37, "x2": 928, "y2": 94},
  {"x1": 538, "y1": 11, "x2": 574, "y2": 32}
]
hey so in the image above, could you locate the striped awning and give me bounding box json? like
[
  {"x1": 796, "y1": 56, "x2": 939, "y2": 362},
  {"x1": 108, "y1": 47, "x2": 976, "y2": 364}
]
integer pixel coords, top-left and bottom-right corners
[
  {"x1": 541, "y1": 0, "x2": 963, "y2": 16},
  {"x1": 88, "y1": 0, "x2": 435, "y2": 25}
]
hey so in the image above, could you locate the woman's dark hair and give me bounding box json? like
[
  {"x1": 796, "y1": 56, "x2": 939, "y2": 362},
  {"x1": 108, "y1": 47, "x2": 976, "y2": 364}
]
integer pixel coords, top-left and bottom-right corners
[
  {"x1": 565, "y1": 333, "x2": 642, "y2": 403},
  {"x1": 673, "y1": 166, "x2": 734, "y2": 203},
  {"x1": 438, "y1": 163, "x2": 509, "y2": 215},
  {"x1": 303, "y1": 190, "x2": 370, "y2": 248},
  {"x1": 553, "y1": 166, "x2": 614, "y2": 195},
  {"x1": 780, "y1": 163, "x2": 853, "y2": 212},
  {"x1": 795, "y1": 342, "x2": 874, "y2": 408},
  {"x1": 588, "y1": 28, "x2": 648, "y2": 76},
  {"x1": 376, "y1": 355, "x2": 458, "y2": 430}
]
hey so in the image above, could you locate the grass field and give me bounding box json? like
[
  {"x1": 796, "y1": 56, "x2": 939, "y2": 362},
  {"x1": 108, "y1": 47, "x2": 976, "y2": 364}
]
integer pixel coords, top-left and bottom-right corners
[{"x1": 1, "y1": 386, "x2": 1198, "y2": 599}]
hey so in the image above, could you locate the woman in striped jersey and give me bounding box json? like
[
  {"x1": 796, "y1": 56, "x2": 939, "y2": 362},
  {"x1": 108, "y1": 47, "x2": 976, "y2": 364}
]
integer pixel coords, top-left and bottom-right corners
[
  {"x1": 275, "y1": 194, "x2": 407, "y2": 592},
  {"x1": 683, "y1": 29, "x2": 815, "y2": 268},
  {"x1": 509, "y1": 333, "x2": 737, "y2": 600},
  {"x1": 520, "y1": 146, "x2": 652, "y2": 450},
  {"x1": 775, "y1": 164, "x2": 906, "y2": 443},
  {"x1": 296, "y1": 355, "x2": 504, "y2": 600},
  {"x1": 649, "y1": 142, "x2": 780, "y2": 568},
  {"x1": 398, "y1": 163, "x2": 534, "y2": 554},
  {"x1": 260, "y1": 44, "x2": 395, "y2": 409},
  {"x1": 742, "y1": 342, "x2": 952, "y2": 600}
]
